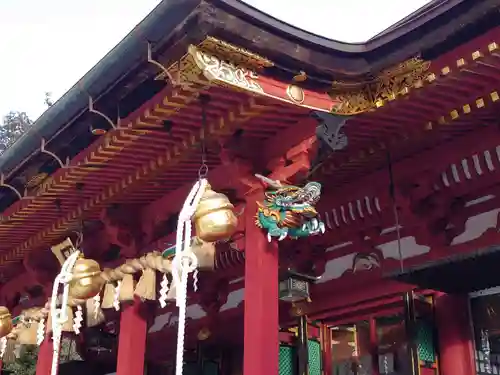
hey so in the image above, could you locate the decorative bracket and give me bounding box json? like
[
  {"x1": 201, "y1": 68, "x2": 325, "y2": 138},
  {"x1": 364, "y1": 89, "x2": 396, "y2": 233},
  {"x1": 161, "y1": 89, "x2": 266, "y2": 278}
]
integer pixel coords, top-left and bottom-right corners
[
  {"x1": 147, "y1": 42, "x2": 193, "y2": 90},
  {"x1": 147, "y1": 42, "x2": 177, "y2": 85},
  {"x1": 312, "y1": 111, "x2": 349, "y2": 152},
  {"x1": 40, "y1": 138, "x2": 70, "y2": 168},
  {"x1": 308, "y1": 111, "x2": 350, "y2": 174},
  {"x1": 0, "y1": 173, "x2": 28, "y2": 200},
  {"x1": 88, "y1": 97, "x2": 121, "y2": 130}
]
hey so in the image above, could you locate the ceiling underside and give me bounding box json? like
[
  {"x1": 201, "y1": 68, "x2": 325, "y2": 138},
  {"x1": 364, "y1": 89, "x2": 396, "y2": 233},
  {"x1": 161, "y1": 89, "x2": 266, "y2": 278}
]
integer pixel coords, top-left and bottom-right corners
[
  {"x1": 0, "y1": 83, "x2": 311, "y2": 273},
  {"x1": 313, "y1": 37, "x2": 500, "y2": 186},
  {"x1": 0, "y1": 30, "x2": 498, "y2": 282},
  {"x1": 389, "y1": 245, "x2": 500, "y2": 293}
]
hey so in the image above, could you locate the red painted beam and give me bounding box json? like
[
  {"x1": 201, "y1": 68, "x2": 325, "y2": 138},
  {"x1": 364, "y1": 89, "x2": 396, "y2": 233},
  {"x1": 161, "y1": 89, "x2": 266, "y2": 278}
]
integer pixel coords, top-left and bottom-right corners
[
  {"x1": 140, "y1": 115, "x2": 316, "y2": 240},
  {"x1": 308, "y1": 295, "x2": 403, "y2": 322},
  {"x1": 323, "y1": 125, "x2": 500, "y2": 206},
  {"x1": 319, "y1": 304, "x2": 403, "y2": 327},
  {"x1": 310, "y1": 278, "x2": 413, "y2": 317},
  {"x1": 429, "y1": 26, "x2": 500, "y2": 71},
  {"x1": 311, "y1": 125, "x2": 500, "y2": 240}
]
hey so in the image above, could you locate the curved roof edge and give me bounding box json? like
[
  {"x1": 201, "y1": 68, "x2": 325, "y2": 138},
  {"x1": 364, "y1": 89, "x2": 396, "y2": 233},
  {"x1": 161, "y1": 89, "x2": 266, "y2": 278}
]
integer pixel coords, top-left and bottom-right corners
[
  {"x1": 207, "y1": 0, "x2": 499, "y2": 75},
  {"x1": 1, "y1": 0, "x2": 498, "y2": 187},
  {"x1": 0, "y1": 0, "x2": 202, "y2": 178},
  {"x1": 212, "y1": 0, "x2": 470, "y2": 52}
]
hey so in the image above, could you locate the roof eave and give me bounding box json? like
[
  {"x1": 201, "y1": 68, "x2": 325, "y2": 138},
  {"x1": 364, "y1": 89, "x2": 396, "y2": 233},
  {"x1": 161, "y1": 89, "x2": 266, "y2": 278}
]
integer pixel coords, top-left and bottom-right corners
[{"x1": 0, "y1": 0, "x2": 202, "y2": 179}]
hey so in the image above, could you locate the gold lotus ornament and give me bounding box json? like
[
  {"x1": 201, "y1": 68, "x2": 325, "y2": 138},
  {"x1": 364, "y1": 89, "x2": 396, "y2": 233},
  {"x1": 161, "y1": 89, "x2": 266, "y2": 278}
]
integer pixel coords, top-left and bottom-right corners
[
  {"x1": 0, "y1": 306, "x2": 13, "y2": 338},
  {"x1": 68, "y1": 256, "x2": 104, "y2": 300},
  {"x1": 193, "y1": 183, "x2": 238, "y2": 242}
]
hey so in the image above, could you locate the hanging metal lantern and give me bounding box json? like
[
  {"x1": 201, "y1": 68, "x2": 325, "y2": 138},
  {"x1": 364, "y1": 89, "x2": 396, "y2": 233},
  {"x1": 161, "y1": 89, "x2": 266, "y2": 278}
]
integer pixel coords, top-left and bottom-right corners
[
  {"x1": 193, "y1": 183, "x2": 238, "y2": 242},
  {"x1": 279, "y1": 270, "x2": 320, "y2": 303},
  {"x1": 0, "y1": 306, "x2": 13, "y2": 338},
  {"x1": 279, "y1": 278, "x2": 310, "y2": 303},
  {"x1": 68, "y1": 256, "x2": 104, "y2": 300}
]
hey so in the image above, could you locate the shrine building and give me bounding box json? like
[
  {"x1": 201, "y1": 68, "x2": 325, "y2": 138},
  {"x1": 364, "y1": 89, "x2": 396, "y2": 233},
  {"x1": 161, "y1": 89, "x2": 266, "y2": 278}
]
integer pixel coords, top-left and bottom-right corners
[{"x1": 0, "y1": 1, "x2": 500, "y2": 375}]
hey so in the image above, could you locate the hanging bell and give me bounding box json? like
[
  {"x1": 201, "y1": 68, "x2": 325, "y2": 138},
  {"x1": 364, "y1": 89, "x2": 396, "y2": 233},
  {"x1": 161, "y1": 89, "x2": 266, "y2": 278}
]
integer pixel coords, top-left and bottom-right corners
[
  {"x1": 0, "y1": 306, "x2": 13, "y2": 338},
  {"x1": 68, "y1": 256, "x2": 104, "y2": 300},
  {"x1": 193, "y1": 183, "x2": 238, "y2": 242}
]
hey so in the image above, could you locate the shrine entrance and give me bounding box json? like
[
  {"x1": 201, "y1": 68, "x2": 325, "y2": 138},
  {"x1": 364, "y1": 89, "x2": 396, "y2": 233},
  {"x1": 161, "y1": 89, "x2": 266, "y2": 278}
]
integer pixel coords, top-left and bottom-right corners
[{"x1": 316, "y1": 293, "x2": 439, "y2": 375}]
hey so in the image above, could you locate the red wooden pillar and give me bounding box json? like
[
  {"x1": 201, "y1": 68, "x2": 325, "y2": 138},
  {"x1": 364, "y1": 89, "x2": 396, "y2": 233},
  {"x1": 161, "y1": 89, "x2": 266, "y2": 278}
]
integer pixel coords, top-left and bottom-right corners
[
  {"x1": 321, "y1": 324, "x2": 332, "y2": 375},
  {"x1": 243, "y1": 195, "x2": 279, "y2": 375},
  {"x1": 116, "y1": 299, "x2": 151, "y2": 375},
  {"x1": 434, "y1": 294, "x2": 475, "y2": 375},
  {"x1": 369, "y1": 318, "x2": 381, "y2": 375},
  {"x1": 36, "y1": 337, "x2": 53, "y2": 375}
]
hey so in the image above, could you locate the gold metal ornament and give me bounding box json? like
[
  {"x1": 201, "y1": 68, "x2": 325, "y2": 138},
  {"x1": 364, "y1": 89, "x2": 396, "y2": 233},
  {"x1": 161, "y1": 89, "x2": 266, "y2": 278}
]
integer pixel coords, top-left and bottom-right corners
[
  {"x1": 68, "y1": 257, "x2": 104, "y2": 300},
  {"x1": 0, "y1": 306, "x2": 13, "y2": 338},
  {"x1": 197, "y1": 327, "x2": 211, "y2": 341},
  {"x1": 193, "y1": 183, "x2": 238, "y2": 242}
]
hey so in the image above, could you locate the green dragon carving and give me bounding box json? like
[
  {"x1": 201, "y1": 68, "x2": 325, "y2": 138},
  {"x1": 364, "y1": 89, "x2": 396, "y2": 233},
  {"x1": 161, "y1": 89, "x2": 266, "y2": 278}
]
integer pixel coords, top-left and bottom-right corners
[{"x1": 254, "y1": 174, "x2": 325, "y2": 242}]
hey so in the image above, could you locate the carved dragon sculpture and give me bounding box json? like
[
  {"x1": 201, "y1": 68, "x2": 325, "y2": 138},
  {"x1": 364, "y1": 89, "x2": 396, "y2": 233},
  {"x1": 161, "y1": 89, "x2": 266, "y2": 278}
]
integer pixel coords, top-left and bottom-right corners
[{"x1": 254, "y1": 174, "x2": 325, "y2": 242}]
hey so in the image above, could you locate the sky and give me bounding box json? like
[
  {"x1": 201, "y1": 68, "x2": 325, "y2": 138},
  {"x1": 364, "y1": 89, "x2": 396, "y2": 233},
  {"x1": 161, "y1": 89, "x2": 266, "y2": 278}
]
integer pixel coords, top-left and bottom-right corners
[{"x1": 0, "y1": 0, "x2": 431, "y2": 122}]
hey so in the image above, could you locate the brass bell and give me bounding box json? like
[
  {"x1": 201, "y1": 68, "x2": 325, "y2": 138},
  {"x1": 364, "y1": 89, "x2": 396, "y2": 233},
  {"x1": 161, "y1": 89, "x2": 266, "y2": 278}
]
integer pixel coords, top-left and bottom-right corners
[
  {"x1": 68, "y1": 256, "x2": 104, "y2": 300},
  {"x1": 193, "y1": 184, "x2": 238, "y2": 242},
  {"x1": 0, "y1": 306, "x2": 13, "y2": 338}
]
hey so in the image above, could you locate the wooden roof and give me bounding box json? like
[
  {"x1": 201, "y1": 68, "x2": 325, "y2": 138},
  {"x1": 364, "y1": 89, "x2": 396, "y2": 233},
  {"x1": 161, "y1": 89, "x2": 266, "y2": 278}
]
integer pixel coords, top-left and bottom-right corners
[{"x1": 0, "y1": 5, "x2": 499, "y2": 282}]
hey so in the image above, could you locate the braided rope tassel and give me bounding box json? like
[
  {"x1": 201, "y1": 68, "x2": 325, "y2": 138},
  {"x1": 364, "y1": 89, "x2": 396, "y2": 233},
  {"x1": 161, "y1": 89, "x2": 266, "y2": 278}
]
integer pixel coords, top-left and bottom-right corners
[
  {"x1": 50, "y1": 250, "x2": 80, "y2": 375},
  {"x1": 37, "y1": 317, "x2": 46, "y2": 345},
  {"x1": 73, "y1": 305, "x2": 83, "y2": 335},
  {"x1": 159, "y1": 274, "x2": 169, "y2": 308},
  {"x1": 113, "y1": 281, "x2": 122, "y2": 311},
  {"x1": 193, "y1": 269, "x2": 199, "y2": 292},
  {"x1": 172, "y1": 178, "x2": 206, "y2": 375}
]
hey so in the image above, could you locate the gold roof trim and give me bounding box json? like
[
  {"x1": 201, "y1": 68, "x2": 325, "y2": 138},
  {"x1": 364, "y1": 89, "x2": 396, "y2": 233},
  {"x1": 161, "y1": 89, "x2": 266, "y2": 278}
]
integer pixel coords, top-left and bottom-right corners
[
  {"x1": 155, "y1": 36, "x2": 273, "y2": 82},
  {"x1": 199, "y1": 37, "x2": 274, "y2": 70},
  {"x1": 330, "y1": 57, "x2": 431, "y2": 115}
]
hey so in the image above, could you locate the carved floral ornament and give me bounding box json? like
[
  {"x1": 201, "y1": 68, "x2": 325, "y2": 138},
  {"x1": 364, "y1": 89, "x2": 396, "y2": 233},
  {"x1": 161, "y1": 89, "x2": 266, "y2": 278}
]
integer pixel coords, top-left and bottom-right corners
[
  {"x1": 330, "y1": 57, "x2": 432, "y2": 115},
  {"x1": 154, "y1": 36, "x2": 273, "y2": 92},
  {"x1": 153, "y1": 36, "x2": 431, "y2": 117},
  {"x1": 189, "y1": 45, "x2": 265, "y2": 93}
]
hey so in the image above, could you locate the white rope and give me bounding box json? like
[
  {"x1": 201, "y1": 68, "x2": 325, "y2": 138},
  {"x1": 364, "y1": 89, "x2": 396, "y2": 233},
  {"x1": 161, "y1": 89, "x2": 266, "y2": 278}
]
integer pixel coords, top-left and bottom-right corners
[
  {"x1": 0, "y1": 337, "x2": 6, "y2": 359},
  {"x1": 37, "y1": 317, "x2": 46, "y2": 346},
  {"x1": 172, "y1": 178, "x2": 206, "y2": 375},
  {"x1": 50, "y1": 250, "x2": 80, "y2": 375}
]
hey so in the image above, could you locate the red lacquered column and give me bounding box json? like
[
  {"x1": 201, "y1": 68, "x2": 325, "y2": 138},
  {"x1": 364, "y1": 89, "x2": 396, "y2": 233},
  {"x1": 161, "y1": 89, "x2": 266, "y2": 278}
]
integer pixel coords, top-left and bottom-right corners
[
  {"x1": 435, "y1": 294, "x2": 475, "y2": 375},
  {"x1": 243, "y1": 195, "x2": 279, "y2": 375},
  {"x1": 36, "y1": 336, "x2": 53, "y2": 375},
  {"x1": 116, "y1": 299, "x2": 150, "y2": 375}
]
